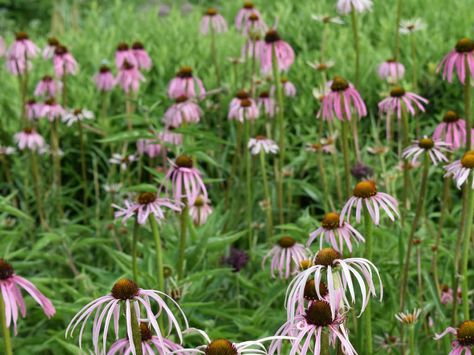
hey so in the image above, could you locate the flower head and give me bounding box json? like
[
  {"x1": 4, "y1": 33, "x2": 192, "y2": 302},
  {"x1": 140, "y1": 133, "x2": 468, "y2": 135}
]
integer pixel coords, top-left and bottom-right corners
[
  {"x1": 437, "y1": 38, "x2": 474, "y2": 84},
  {"x1": 8, "y1": 32, "x2": 38, "y2": 60},
  {"x1": 115, "y1": 42, "x2": 136, "y2": 68},
  {"x1": 163, "y1": 96, "x2": 202, "y2": 127},
  {"x1": 351, "y1": 161, "x2": 374, "y2": 180},
  {"x1": 42, "y1": 37, "x2": 59, "y2": 59},
  {"x1": 159, "y1": 126, "x2": 183, "y2": 146},
  {"x1": 109, "y1": 153, "x2": 137, "y2": 170},
  {"x1": 257, "y1": 91, "x2": 277, "y2": 118},
  {"x1": 318, "y1": 76, "x2": 367, "y2": 121},
  {"x1": 435, "y1": 321, "x2": 474, "y2": 354},
  {"x1": 228, "y1": 95, "x2": 259, "y2": 122},
  {"x1": 94, "y1": 65, "x2": 116, "y2": 92},
  {"x1": 131, "y1": 41, "x2": 152, "y2": 70},
  {"x1": 444, "y1": 150, "x2": 474, "y2": 189},
  {"x1": 308, "y1": 60, "x2": 336, "y2": 73},
  {"x1": 168, "y1": 66, "x2": 206, "y2": 99},
  {"x1": 378, "y1": 86, "x2": 428, "y2": 119},
  {"x1": 26, "y1": 99, "x2": 43, "y2": 120},
  {"x1": 396, "y1": 309, "x2": 421, "y2": 325},
  {"x1": 263, "y1": 236, "x2": 308, "y2": 279},
  {"x1": 0, "y1": 259, "x2": 55, "y2": 334},
  {"x1": 136, "y1": 135, "x2": 162, "y2": 158},
  {"x1": 433, "y1": 111, "x2": 467, "y2": 150},
  {"x1": 248, "y1": 135, "x2": 279, "y2": 155},
  {"x1": 222, "y1": 247, "x2": 249, "y2": 272},
  {"x1": 200, "y1": 8, "x2": 228, "y2": 34},
  {"x1": 40, "y1": 97, "x2": 66, "y2": 121},
  {"x1": 14, "y1": 128, "x2": 46, "y2": 152},
  {"x1": 189, "y1": 195, "x2": 212, "y2": 225},
  {"x1": 235, "y1": 2, "x2": 261, "y2": 31},
  {"x1": 34, "y1": 75, "x2": 60, "y2": 97},
  {"x1": 117, "y1": 60, "x2": 145, "y2": 93},
  {"x1": 340, "y1": 180, "x2": 399, "y2": 225},
  {"x1": 53, "y1": 45, "x2": 78, "y2": 77},
  {"x1": 62, "y1": 108, "x2": 94, "y2": 126},
  {"x1": 337, "y1": 0, "x2": 373, "y2": 14},
  {"x1": 399, "y1": 18, "x2": 426, "y2": 34},
  {"x1": 402, "y1": 137, "x2": 450, "y2": 165},
  {"x1": 311, "y1": 14, "x2": 344, "y2": 25},
  {"x1": 260, "y1": 29, "x2": 295, "y2": 74},
  {"x1": 377, "y1": 59, "x2": 405, "y2": 82},
  {"x1": 242, "y1": 11, "x2": 268, "y2": 36}
]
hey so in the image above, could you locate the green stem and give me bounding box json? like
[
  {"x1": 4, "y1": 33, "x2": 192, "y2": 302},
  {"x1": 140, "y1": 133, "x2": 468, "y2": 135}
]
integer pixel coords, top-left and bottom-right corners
[
  {"x1": 316, "y1": 149, "x2": 332, "y2": 211},
  {"x1": 259, "y1": 151, "x2": 273, "y2": 244},
  {"x1": 129, "y1": 301, "x2": 143, "y2": 355},
  {"x1": 409, "y1": 325, "x2": 415, "y2": 355},
  {"x1": 320, "y1": 329, "x2": 330, "y2": 355},
  {"x1": 350, "y1": 7, "x2": 360, "y2": 87},
  {"x1": 210, "y1": 23, "x2": 221, "y2": 89},
  {"x1": 394, "y1": 0, "x2": 403, "y2": 63},
  {"x1": 461, "y1": 177, "x2": 474, "y2": 319},
  {"x1": 401, "y1": 106, "x2": 411, "y2": 221},
  {"x1": 132, "y1": 219, "x2": 139, "y2": 282},
  {"x1": 363, "y1": 206, "x2": 373, "y2": 355},
  {"x1": 244, "y1": 119, "x2": 253, "y2": 250},
  {"x1": 30, "y1": 151, "x2": 47, "y2": 228},
  {"x1": 78, "y1": 122, "x2": 89, "y2": 209},
  {"x1": 411, "y1": 35, "x2": 418, "y2": 91},
  {"x1": 341, "y1": 121, "x2": 351, "y2": 197},
  {"x1": 400, "y1": 154, "x2": 430, "y2": 311},
  {"x1": 464, "y1": 60, "x2": 472, "y2": 150},
  {"x1": 177, "y1": 203, "x2": 189, "y2": 280},
  {"x1": 0, "y1": 293, "x2": 13, "y2": 355},
  {"x1": 149, "y1": 216, "x2": 164, "y2": 292}
]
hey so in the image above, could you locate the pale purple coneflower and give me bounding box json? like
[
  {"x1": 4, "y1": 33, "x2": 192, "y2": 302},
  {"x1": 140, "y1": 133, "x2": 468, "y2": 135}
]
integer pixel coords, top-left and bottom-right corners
[
  {"x1": 402, "y1": 136, "x2": 450, "y2": 166},
  {"x1": 131, "y1": 41, "x2": 152, "y2": 70},
  {"x1": 163, "y1": 96, "x2": 202, "y2": 127},
  {"x1": 14, "y1": 128, "x2": 46, "y2": 152},
  {"x1": 5, "y1": 53, "x2": 30, "y2": 75},
  {"x1": 337, "y1": 0, "x2": 373, "y2": 14},
  {"x1": 241, "y1": 33, "x2": 264, "y2": 61},
  {"x1": 433, "y1": 110, "x2": 467, "y2": 150},
  {"x1": 437, "y1": 38, "x2": 474, "y2": 84},
  {"x1": 318, "y1": 76, "x2": 367, "y2": 121},
  {"x1": 108, "y1": 322, "x2": 183, "y2": 355},
  {"x1": 62, "y1": 108, "x2": 94, "y2": 126},
  {"x1": 248, "y1": 135, "x2": 279, "y2": 155},
  {"x1": 117, "y1": 61, "x2": 145, "y2": 93},
  {"x1": 94, "y1": 65, "x2": 116, "y2": 92},
  {"x1": 200, "y1": 8, "x2": 228, "y2": 34},
  {"x1": 8, "y1": 32, "x2": 38, "y2": 60},
  {"x1": 272, "y1": 77, "x2": 296, "y2": 97},
  {"x1": 228, "y1": 97, "x2": 259, "y2": 122},
  {"x1": 164, "y1": 155, "x2": 207, "y2": 204},
  {"x1": 168, "y1": 66, "x2": 206, "y2": 100},
  {"x1": 305, "y1": 141, "x2": 336, "y2": 155},
  {"x1": 367, "y1": 146, "x2": 389, "y2": 155},
  {"x1": 440, "y1": 285, "x2": 462, "y2": 305},
  {"x1": 311, "y1": 14, "x2": 344, "y2": 25},
  {"x1": 42, "y1": 37, "x2": 59, "y2": 59},
  {"x1": 399, "y1": 18, "x2": 427, "y2": 35},
  {"x1": 229, "y1": 90, "x2": 251, "y2": 111},
  {"x1": 189, "y1": 195, "x2": 213, "y2": 225},
  {"x1": 34, "y1": 75, "x2": 60, "y2": 97},
  {"x1": 243, "y1": 12, "x2": 268, "y2": 35},
  {"x1": 113, "y1": 191, "x2": 181, "y2": 224},
  {"x1": 260, "y1": 29, "x2": 295, "y2": 74},
  {"x1": 262, "y1": 236, "x2": 307, "y2": 279},
  {"x1": 65, "y1": 278, "x2": 189, "y2": 355},
  {"x1": 269, "y1": 294, "x2": 356, "y2": 355},
  {"x1": 395, "y1": 309, "x2": 421, "y2": 325},
  {"x1": 378, "y1": 86, "x2": 428, "y2": 119},
  {"x1": 444, "y1": 150, "x2": 474, "y2": 189},
  {"x1": 396, "y1": 159, "x2": 420, "y2": 172},
  {"x1": 377, "y1": 59, "x2": 405, "y2": 82},
  {"x1": 286, "y1": 248, "x2": 383, "y2": 320},
  {"x1": 53, "y1": 45, "x2": 78, "y2": 77},
  {"x1": 115, "y1": 42, "x2": 136, "y2": 69},
  {"x1": 109, "y1": 153, "x2": 137, "y2": 171},
  {"x1": 435, "y1": 321, "x2": 474, "y2": 355},
  {"x1": 40, "y1": 97, "x2": 66, "y2": 122},
  {"x1": 235, "y1": 1, "x2": 261, "y2": 31},
  {"x1": 340, "y1": 180, "x2": 399, "y2": 225},
  {"x1": 159, "y1": 127, "x2": 183, "y2": 146},
  {"x1": 136, "y1": 137, "x2": 162, "y2": 159},
  {"x1": 26, "y1": 99, "x2": 43, "y2": 120},
  {"x1": 103, "y1": 183, "x2": 122, "y2": 195},
  {"x1": 258, "y1": 91, "x2": 277, "y2": 118},
  {"x1": 0, "y1": 259, "x2": 55, "y2": 335},
  {"x1": 308, "y1": 212, "x2": 364, "y2": 253},
  {"x1": 0, "y1": 146, "x2": 16, "y2": 156}
]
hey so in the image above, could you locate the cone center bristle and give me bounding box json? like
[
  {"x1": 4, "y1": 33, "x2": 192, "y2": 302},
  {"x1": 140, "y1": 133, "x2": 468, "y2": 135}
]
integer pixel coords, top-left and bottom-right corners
[
  {"x1": 461, "y1": 151, "x2": 474, "y2": 168},
  {"x1": 178, "y1": 66, "x2": 193, "y2": 78},
  {"x1": 206, "y1": 8, "x2": 218, "y2": 16},
  {"x1": 390, "y1": 86, "x2": 406, "y2": 97},
  {"x1": 111, "y1": 279, "x2": 139, "y2": 300},
  {"x1": 194, "y1": 195, "x2": 205, "y2": 207},
  {"x1": 304, "y1": 300, "x2": 333, "y2": 326},
  {"x1": 16, "y1": 32, "x2": 29, "y2": 40},
  {"x1": 314, "y1": 248, "x2": 341, "y2": 266},
  {"x1": 117, "y1": 42, "x2": 129, "y2": 51},
  {"x1": 264, "y1": 30, "x2": 281, "y2": 43},
  {"x1": 0, "y1": 259, "x2": 14, "y2": 280},
  {"x1": 455, "y1": 38, "x2": 474, "y2": 53},
  {"x1": 278, "y1": 236, "x2": 296, "y2": 248},
  {"x1": 300, "y1": 259, "x2": 313, "y2": 270},
  {"x1": 176, "y1": 155, "x2": 193, "y2": 168},
  {"x1": 205, "y1": 339, "x2": 238, "y2": 355},
  {"x1": 331, "y1": 76, "x2": 349, "y2": 91},
  {"x1": 132, "y1": 41, "x2": 144, "y2": 50},
  {"x1": 457, "y1": 321, "x2": 474, "y2": 346},
  {"x1": 322, "y1": 212, "x2": 340, "y2": 229},
  {"x1": 47, "y1": 37, "x2": 59, "y2": 46},
  {"x1": 353, "y1": 181, "x2": 377, "y2": 198},
  {"x1": 418, "y1": 138, "x2": 434, "y2": 150},
  {"x1": 137, "y1": 192, "x2": 156, "y2": 205},
  {"x1": 443, "y1": 111, "x2": 460, "y2": 123},
  {"x1": 304, "y1": 280, "x2": 328, "y2": 301},
  {"x1": 140, "y1": 322, "x2": 153, "y2": 342}
]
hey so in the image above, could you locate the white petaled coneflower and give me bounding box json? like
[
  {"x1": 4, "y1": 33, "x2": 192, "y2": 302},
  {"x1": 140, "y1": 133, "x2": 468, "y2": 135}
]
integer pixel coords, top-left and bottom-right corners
[
  {"x1": 402, "y1": 136, "x2": 450, "y2": 166},
  {"x1": 248, "y1": 135, "x2": 279, "y2": 155},
  {"x1": 109, "y1": 153, "x2": 137, "y2": 170},
  {"x1": 395, "y1": 309, "x2": 421, "y2": 325},
  {"x1": 399, "y1": 18, "x2": 426, "y2": 35},
  {"x1": 62, "y1": 108, "x2": 94, "y2": 126},
  {"x1": 444, "y1": 150, "x2": 474, "y2": 189},
  {"x1": 262, "y1": 236, "x2": 308, "y2": 279},
  {"x1": 188, "y1": 195, "x2": 212, "y2": 225}
]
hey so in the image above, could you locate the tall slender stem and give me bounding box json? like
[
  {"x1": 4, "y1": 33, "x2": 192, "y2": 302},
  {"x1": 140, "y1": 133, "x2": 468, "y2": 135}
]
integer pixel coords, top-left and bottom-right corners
[
  {"x1": 132, "y1": 219, "x2": 139, "y2": 282},
  {"x1": 78, "y1": 122, "x2": 89, "y2": 208},
  {"x1": 409, "y1": 325, "x2": 415, "y2": 355},
  {"x1": 394, "y1": 0, "x2": 403, "y2": 62},
  {"x1": 30, "y1": 151, "x2": 47, "y2": 227},
  {"x1": 461, "y1": 177, "x2": 474, "y2": 319},
  {"x1": 401, "y1": 107, "x2": 411, "y2": 221},
  {"x1": 411, "y1": 35, "x2": 418, "y2": 91},
  {"x1": 0, "y1": 293, "x2": 13, "y2": 355},
  {"x1": 363, "y1": 206, "x2": 373, "y2": 355},
  {"x1": 350, "y1": 7, "x2": 360, "y2": 87},
  {"x1": 210, "y1": 23, "x2": 221, "y2": 89},
  {"x1": 316, "y1": 149, "x2": 333, "y2": 211},
  {"x1": 341, "y1": 121, "x2": 351, "y2": 197},
  {"x1": 321, "y1": 329, "x2": 330, "y2": 355},
  {"x1": 129, "y1": 302, "x2": 143, "y2": 355},
  {"x1": 464, "y1": 61, "x2": 472, "y2": 150},
  {"x1": 259, "y1": 151, "x2": 273, "y2": 243},
  {"x1": 400, "y1": 154, "x2": 430, "y2": 310},
  {"x1": 244, "y1": 119, "x2": 253, "y2": 250},
  {"x1": 177, "y1": 202, "x2": 189, "y2": 280},
  {"x1": 149, "y1": 216, "x2": 164, "y2": 292}
]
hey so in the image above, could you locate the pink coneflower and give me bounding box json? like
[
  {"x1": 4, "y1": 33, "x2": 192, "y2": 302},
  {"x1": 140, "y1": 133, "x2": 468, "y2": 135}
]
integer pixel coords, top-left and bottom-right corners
[
  {"x1": 14, "y1": 128, "x2": 46, "y2": 152},
  {"x1": 200, "y1": 8, "x2": 228, "y2": 34},
  {"x1": 377, "y1": 59, "x2": 405, "y2": 82},
  {"x1": 115, "y1": 42, "x2": 136, "y2": 69},
  {"x1": 40, "y1": 98, "x2": 65, "y2": 121},
  {"x1": 248, "y1": 135, "x2": 279, "y2": 155},
  {"x1": 168, "y1": 66, "x2": 206, "y2": 99},
  {"x1": 8, "y1": 32, "x2": 38, "y2": 60},
  {"x1": 241, "y1": 33, "x2": 264, "y2": 61},
  {"x1": 163, "y1": 96, "x2": 202, "y2": 127},
  {"x1": 5, "y1": 53, "x2": 30, "y2": 75},
  {"x1": 270, "y1": 295, "x2": 356, "y2": 355},
  {"x1": 260, "y1": 29, "x2": 295, "y2": 74},
  {"x1": 136, "y1": 137, "x2": 162, "y2": 158},
  {"x1": 262, "y1": 236, "x2": 307, "y2": 279},
  {"x1": 0, "y1": 259, "x2": 55, "y2": 334},
  {"x1": 337, "y1": 0, "x2": 373, "y2": 14},
  {"x1": 34, "y1": 75, "x2": 60, "y2": 97},
  {"x1": 440, "y1": 285, "x2": 462, "y2": 305},
  {"x1": 444, "y1": 150, "x2": 474, "y2": 189},
  {"x1": 53, "y1": 45, "x2": 78, "y2": 77},
  {"x1": 62, "y1": 108, "x2": 94, "y2": 126},
  {"x1": 378, "y1": 86, "x2": 428, "y2": 119},
  {"x1": 113, "y1": 191, "x2": 181, "y2": 224},
  {"x1": 228, "y1": 97, "x2": 259, "y2": 122},
  {"x1": 26, "y1": 99, "x2": 43, "y2": 120},
  {"x1": 308, "y1": 212, "x2": 364, "y2": 253},
  {"x1": 65, "y1": 278, "x2": 188, "y2": 354},
  {"x1": 243, "y1": 12, "x2": 268, "y2": 35},
  {"x1": 117, "y1": 61, "x2": 145, "y2": 93},
  {"x1": 164, "y1": 155, "x2": 207, "y2": 204},
  {"x1": 189, "y1": 195, "x2": 213, "y2": 225},
  {"x1": 159, "y1": 126, "x2": 183, "y2": 146},
  {"x1": 318, "y1": 76, "x2": 367, "y2": 121},
  {"x1": 258, "y1": 91, "x2": 277, "y2": 118},
  {"x1": 286, "y1": 248, "x2": 383, "y2": 320},
  {"x1": 434, "y1": 321, "x2": 474, "y2": 354},
  {"x1": 402, "y1": 137, "x2": 450, "y2": 166},
  {"x1": 109, "y1": 153, "x2": 137, "y2": 170},
  {"x1": 131, "y1": 41, "x2": 152, "y2": 70},
  {"x1": 437, "y1": 38, "x2": 474, "y2": 84},
  {"x1": 235, "y1": 1, "x2": 261, "y2": 31},
  {"x1": 42, "y1": 37, "x2": 59, "y2": 59},
  {"x1": 0, "y1": 36, "x2": 5, "y2": 57},
  {"x1": 340, "y1": 180, "x2": 399, "y2": 225},
  {"x1": 272, "y1": 77, "x2": 296, "y2": 97},
  {"x1": 108, "y1": 322, "x2": 183, "y2": 354},
  {"x1": 433, "y1": 110, "x2": 467, "y2": 150},
  {"x1": 94, "y1": 65, "x2": 116, "y2": 91}
]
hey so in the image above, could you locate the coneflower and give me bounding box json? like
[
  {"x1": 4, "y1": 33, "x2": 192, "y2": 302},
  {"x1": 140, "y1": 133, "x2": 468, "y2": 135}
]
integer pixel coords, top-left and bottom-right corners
[
  {"x1": 94, "y1": 65, "x2": 116, "y2": 92},
  {"x1": 115, "y1": 42, "x2": 136, "y2": 69},
  {"x1": 433, "y1": 110, "x2": 468, "y2": 150},
  {"x1": 435, "y1": 321, "x2": 474, "y2": 355},
  {"x1": 262, "y1": 236, "x2": 307, "y2": 279},
  {"x1": 168, "y1": 66, "x2": 206, "y2": 99},
  {"x1": 260, "y1": 29, "x2": 295, "y2": 74},
  {"x1": 131, "y1": 41, "x2": 152, "y2": 70},
  {"x1": 53, "y1": 45, "x2": 78, "y2": 77},
  {"x1": 34, "y1": 75, "x2": 60, "y2": 97},
  {"x1": 377, "y1": 59, "x2": 405, "y2": 82},
  {"x1": 200, "y1": 8, "x2": 228, "y2": 35},
  {"x1": 116, "y1": 60, "x2": 145, "y2": 93},
  {"x1": 163, "y1": 96, "x2": 202, "y2": 127}
]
